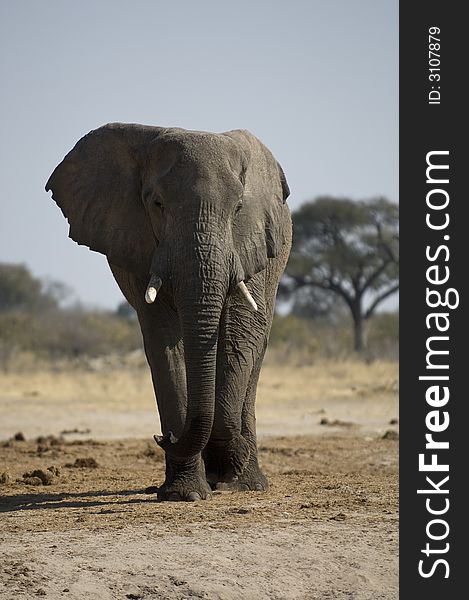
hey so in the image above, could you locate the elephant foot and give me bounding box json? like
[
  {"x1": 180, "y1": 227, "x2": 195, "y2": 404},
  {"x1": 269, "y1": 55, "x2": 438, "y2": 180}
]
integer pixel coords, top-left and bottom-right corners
[
  {"x1": 214, "y1": 462, "x2": 269, "y2": 491},
  {"x1": 157, "y1": 482, "x2": 212, "y2": 502},
  {"x1": 155, "y1": 454, "x2": 212, "y2": 502},
  {"x1": 203, "y1": 435, "x2": 251, "y2": 486},
  {"x1": 204, "y1": 438, "x2": 268, "y2": 491}
]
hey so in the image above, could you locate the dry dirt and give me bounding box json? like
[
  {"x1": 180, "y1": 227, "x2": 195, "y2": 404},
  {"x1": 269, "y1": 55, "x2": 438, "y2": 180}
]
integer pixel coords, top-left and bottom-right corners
[{"x1": 0, "y1": 361, "x2": 398, "y2": 599}]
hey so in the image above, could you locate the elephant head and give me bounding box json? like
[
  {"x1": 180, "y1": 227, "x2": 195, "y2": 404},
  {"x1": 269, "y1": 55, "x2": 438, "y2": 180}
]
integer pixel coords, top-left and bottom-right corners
[{"x1": 45, "y1": 123, "x2": 290, "y2": 458}]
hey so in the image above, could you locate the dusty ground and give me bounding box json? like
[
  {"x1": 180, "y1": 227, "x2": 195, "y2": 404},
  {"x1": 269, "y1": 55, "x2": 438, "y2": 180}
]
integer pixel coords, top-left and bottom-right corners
[{"x1": 0, "y1": 360, "x2": 398, "y2": 599}]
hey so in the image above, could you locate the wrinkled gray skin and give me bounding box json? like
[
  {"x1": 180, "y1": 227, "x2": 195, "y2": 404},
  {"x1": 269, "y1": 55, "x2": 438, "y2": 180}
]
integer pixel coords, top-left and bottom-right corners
[{"x1": 46, "y1": 124, "x2": 292, "y2": 501}]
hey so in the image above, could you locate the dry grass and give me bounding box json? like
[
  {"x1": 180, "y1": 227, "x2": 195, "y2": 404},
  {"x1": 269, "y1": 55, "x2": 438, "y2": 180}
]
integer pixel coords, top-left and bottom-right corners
[
  {"x1": 0, "y1": 358, "x2": 398, "y2": 441},
  {"x1": 257, "y1": 358, "x2": 398, "y2": 436},
  {"x1": 0, "y1": 358, "x2": 398, "y2": 599}
]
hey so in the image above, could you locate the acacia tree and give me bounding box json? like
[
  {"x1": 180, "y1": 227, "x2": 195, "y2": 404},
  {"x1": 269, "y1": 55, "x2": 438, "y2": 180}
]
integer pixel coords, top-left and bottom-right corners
[{"x1": 286, "y1": 197, "x2": 399, "y2": 352}]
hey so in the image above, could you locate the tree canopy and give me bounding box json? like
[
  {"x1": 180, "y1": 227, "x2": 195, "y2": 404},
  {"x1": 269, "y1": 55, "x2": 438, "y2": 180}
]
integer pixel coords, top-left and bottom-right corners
[{"x1": 286, "y1": 197, "x2": 399, "y2": 351}]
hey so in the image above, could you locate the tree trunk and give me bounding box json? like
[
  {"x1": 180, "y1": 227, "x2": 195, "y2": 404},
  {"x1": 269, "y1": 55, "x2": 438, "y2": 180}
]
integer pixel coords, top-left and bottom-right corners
[
  {"x1": 351, "y1": 301, "x2": 365, "y2": 353},
  {"x1": 353, "y1": 315, "x2": 364, "y2": 352}
]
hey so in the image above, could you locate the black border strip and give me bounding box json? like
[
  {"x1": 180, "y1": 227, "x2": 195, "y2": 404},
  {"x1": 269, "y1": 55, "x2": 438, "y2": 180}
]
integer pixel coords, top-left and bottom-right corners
[{"x1": 400, "y1": 2, "x2": 465, "y2": 595}]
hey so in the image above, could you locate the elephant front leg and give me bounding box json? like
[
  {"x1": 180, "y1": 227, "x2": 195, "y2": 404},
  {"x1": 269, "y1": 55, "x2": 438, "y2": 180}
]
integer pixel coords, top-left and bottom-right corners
[
  {"x1": 155, "y1": 453, "x2": 212, "y2": 501},
  {"x1": 142, "y1": 327, "x2": 212, "y2": 502},
  {"x1": 109, "y1": 263, "x2": 210, "y2": 502}
]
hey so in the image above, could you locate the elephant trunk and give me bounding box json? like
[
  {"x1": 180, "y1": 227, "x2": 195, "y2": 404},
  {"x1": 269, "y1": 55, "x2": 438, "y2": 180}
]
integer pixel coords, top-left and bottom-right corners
[{"x1": 156, "y1": 234, "x2": 228, "y2": 459}]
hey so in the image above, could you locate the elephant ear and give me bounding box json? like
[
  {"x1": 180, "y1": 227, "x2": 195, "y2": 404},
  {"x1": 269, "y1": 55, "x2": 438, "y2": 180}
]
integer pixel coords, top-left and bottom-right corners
[
  {"x1": 224, "y1": 130, "x2": 291, "y2": 280},
  {"x1": 45, "y1": 123, "x2": 162, "y2": 277}
]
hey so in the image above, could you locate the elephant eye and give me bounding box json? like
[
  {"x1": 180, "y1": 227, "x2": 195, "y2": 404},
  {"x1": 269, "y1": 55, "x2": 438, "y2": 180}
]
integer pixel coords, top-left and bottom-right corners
[
  {"x1": 142, "y1": 188, "x2": 164, "y2": 211},
  {"x1": 234, "y1": 199, "x2": 243, "y2": 214}
]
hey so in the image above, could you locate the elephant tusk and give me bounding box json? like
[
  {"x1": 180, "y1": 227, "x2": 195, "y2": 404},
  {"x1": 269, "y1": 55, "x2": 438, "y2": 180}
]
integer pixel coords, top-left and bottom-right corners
[
  {"x1": 237, "y1": 281, "x2": 258, "y2": 311},
  {"x1": 145, "y1": 274, "x2": 162, "y2": 304}
]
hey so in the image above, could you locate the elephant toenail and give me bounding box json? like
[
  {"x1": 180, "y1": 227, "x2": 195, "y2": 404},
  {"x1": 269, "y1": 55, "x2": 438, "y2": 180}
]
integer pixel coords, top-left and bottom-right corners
[
  {"x1": 238, "y1": 483, "x2": 249, "y2": 491},
  {"x1": 254, "y1": 483, "x2": 263, "y2": 491},
  {"x1": 186, "y1": 492, "x2": 202, "y2": 502}
]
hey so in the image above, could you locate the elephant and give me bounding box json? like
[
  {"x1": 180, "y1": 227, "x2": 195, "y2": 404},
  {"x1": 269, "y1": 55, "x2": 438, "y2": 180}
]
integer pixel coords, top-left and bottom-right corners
[{"x1": 46, "y1": 123, "x2": 292, "y2": 501}]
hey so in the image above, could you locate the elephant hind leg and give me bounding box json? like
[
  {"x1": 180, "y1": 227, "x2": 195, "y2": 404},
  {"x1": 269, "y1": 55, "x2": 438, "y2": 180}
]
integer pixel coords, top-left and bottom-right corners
[
  {"x1": 211, "y1": 339, "x2": 269, "y2": 492},
  {"x1": 230, "y1": 253, "x2": 289, "y2": 491},
  {"x1": 205, "y1": 271, "x2": 272, "y2": 490},
  {"x1": 235, "y1": 346, "x2": 270, "y2": 491},
  {"x1": 205, "y1": 337, "x2": 269, "y2": 492}
]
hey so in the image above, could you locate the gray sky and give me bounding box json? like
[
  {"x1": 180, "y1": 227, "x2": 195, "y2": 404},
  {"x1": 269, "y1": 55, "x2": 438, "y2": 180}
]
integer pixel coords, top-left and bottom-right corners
[{"x1": 0, "y1": 0, "x2": 398, "y2": 310}]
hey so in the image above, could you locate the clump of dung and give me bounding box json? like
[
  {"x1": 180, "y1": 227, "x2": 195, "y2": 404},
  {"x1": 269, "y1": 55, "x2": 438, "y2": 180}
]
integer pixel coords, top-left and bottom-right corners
[
  {"x1": 22, "y1": 466, "x2": 61, "y2": 486},
  {"x1": 36, "y1": 435, "x2": 65, "y2": 455},
  {"x1": 382, "y1": 430, "x2": 399, "y2": 440},
  {"x1": 319, "y1": 417, "x2": 355, "y2": 428},
  {"x1": 0, "y1": 471, "x2": 12, "y2": 485},
  {"x1": 65, "y1": 457, "x2": 99, "y2": 469}
]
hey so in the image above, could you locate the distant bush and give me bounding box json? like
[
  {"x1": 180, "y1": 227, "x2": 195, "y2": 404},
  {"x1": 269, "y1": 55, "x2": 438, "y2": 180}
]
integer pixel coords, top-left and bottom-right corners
[
  {"x1": 0, "y1": 263, "x2": 142, "y2": 371},
  {"x1": 0, "y1": 262, "x2": 398, "y2": 372},
  {"x1": 0, "y1": 307, "x2": 142, "y2": 369},
  {"x1": 268, "y1": 311, "x2": 398, "y2": 363},
  {"x1": 0, "y1": 263, "x2": 58, "y2": 313}
]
